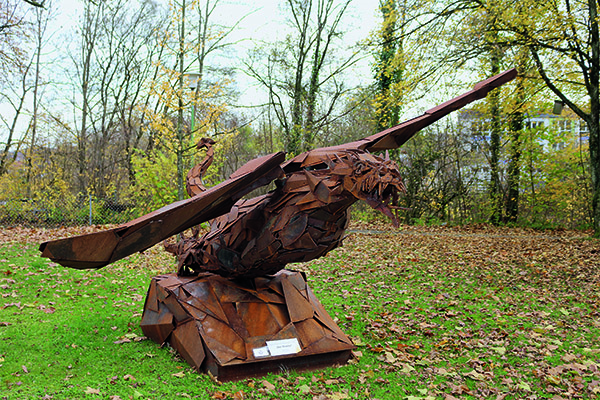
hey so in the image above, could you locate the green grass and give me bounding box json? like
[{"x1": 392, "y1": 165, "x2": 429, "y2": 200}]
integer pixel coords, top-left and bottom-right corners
[{"x1": 1, "y1": 226, "x2": 600, "y2": 399}]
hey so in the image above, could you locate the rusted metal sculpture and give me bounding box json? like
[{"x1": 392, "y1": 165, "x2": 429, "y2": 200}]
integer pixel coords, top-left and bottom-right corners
[
  {"x1": 141, "y1": 270, "x2": 355, "y2": 381},
  {"x1": 39, "y1": 69, "x2": 517, "y2": 380},
  {"x1": 165, "y1": 148, "x2": 405, "y2": 278}
]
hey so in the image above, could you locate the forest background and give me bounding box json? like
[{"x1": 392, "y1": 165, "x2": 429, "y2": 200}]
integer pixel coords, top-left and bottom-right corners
[{"x1": 0, "y1": 0, "x2": 598, "y2": 233}]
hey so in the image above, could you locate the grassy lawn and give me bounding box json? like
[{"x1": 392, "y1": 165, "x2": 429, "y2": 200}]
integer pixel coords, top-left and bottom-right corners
[{"x1": 1, "y1": 224, "x2": 599, "y2": 399}]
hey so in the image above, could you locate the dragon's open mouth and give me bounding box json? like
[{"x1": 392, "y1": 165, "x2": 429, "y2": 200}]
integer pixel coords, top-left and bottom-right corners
[{"x1": 362, "y1": 181, "x2": 405, "y2": 227}]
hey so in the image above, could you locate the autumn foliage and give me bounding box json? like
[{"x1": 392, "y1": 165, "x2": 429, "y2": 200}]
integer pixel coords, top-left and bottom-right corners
[{"x1": 1, "y1": 222, "x2": 599, "y2": 398}]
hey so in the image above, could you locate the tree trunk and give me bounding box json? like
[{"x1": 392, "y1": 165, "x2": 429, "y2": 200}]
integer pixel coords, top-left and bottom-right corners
[
  {"x1": 504, "y1": 61, "x2": 526, "y2": 223},
  {"x1": 303, "y1": 28, "x2": 321, "y2": 152},
  {"x1": 488, "y1": 44, "x2": 503, "y2": 225},
  {"x1": 590, "y1": 115, "x2": 600, "y2": 234},
  {"x1": 26, "y1": 6, "x2": 46, "y2": 192},
  {"x1": 288, "y1": 0, "x2": 311, "y2": 156},
  {"x1": 176, "y1": 0, "x2": 187, "y2": 201},
  {"x1": 375, "y1": 0, "x2": 401, "y2": 132},
  {"x1": 588, "y1": 0, "x2": 600, "y2": 235}
]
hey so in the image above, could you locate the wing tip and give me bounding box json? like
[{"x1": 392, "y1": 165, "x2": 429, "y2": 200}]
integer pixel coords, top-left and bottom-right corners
[{"x1": 473, "y1": 68, "x2": 518, "y2": 91}]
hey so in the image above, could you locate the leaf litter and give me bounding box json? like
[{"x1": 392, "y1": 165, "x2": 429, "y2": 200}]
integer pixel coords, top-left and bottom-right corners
[{"x1": 1, "y1": 222, "x2": 599, "y2": 399}]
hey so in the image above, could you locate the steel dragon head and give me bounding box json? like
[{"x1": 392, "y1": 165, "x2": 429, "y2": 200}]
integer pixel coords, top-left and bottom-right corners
[
  {"x1": 287, "y1": 148, "x2": 406, "y2": 225},
  {"x1": 336, "y1": 150, "x2": 405, "y2": 226}
]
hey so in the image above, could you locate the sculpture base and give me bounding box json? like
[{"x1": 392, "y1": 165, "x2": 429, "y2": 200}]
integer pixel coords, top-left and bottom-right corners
[{"x1": 140, "y1": 270, "x2": 355, "y2": 381}]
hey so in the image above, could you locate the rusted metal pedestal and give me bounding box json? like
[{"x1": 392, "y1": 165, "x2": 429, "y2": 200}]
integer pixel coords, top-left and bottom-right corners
[{"x1": 140, "y1": 270, "x2": 354, "y2": 381}]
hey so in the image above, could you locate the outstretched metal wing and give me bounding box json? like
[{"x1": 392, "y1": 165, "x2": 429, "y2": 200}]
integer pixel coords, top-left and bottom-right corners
[
  {"x1": 348, "y1": 68, "x2": 516, "y2": 152},
  {"x1": 39, "y1": 152, "x2": 286, "y2": 269},
  {"x1": 283, "y1": 68, "x2": 517, "y2": 170}
]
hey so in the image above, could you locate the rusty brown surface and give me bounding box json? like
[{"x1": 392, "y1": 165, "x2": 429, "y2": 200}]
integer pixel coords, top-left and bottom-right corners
[
  {"x1": 186, "y1": 138, "x2": 216, "y2": 197},
  {"x1": 39, "y1": 69, "x2": 516, "y2": 277},
  {"x1": 38, "y1": 152, "x2": 285, "y2": 269},
  {"x1": 140, "y1": 270, "x2": 355, "y2": 380}
]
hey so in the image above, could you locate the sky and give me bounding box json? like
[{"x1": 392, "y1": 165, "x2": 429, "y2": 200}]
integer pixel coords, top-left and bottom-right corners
[
  {"x1": 0, "y1": 0, "x2": 382, "y2": 142},
  {"x1": 212, "y1": 0, "x2": 381, "y2": 106},
  {"x1": 54, "y1": 0, "x2": 382, "y2": 104}
]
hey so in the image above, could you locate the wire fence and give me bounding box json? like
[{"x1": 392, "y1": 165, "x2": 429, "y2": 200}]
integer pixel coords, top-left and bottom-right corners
[{"x1": 0, "y1": 195, "x2": 156, "y2": 228}]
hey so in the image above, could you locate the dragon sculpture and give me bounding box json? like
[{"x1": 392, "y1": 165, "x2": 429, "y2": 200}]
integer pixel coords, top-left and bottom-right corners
[
  {"x1": 166, "y1": 145, "x2": 405, "y2": 278},
  {"x1": 39, "y1": 69, "x2": 517, "y2": 277},
  {"x1": 37, "y1": 69, "x2": 517, "y2": 380}
]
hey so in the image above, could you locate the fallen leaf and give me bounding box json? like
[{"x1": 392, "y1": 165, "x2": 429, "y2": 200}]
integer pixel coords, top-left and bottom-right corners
[
  {"x1": 262, "y1": 380, "x2": 275, "y2": 391},
  {"x1": 329, "y1": 392, "x2": 350, "y2": 400},
  {"x1": 233, "y1": 391, "x2": 245, "y2": 400},
  {"x1": 561, "y1": 354, "x2": 577, "y2": 362},
  {"x1": 352, "y1": 350, "x2": 363, "y2": 358},
  {"x1": 85, "y1": 387, "x2": 100, "y2": 395},
  {"x1": 464, "y1": 370, "x2": 486, "y2": 381},
  {"x1": 401, "y1": 363, "x2": 415, "y2": 373},
  {"x1": 297, "y1": 384, "x2": 310, "y2": 394},
  {"x1": 384, "y1": 351, "x2": 396, "y2": 363},
  {"x1": 546, "y1": 375, "x2": 561, "y2": 385}
]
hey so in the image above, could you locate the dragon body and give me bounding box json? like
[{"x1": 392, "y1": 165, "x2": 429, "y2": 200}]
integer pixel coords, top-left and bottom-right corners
[{"x1": 168, "y1": 148, "x2": 404, "y2": 277}]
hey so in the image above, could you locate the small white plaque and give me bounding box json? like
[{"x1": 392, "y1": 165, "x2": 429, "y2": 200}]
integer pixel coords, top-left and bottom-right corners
[
  {"x1": 253, "y1": 346, "x2": 270, "y2": 358},
  {"x1": 266, "y1": 338, "x2": 301, "y2": 356}
]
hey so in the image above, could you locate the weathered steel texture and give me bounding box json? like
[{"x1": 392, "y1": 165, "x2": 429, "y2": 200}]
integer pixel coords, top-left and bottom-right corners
[
  {"x1": 169, "y1": 149, "x2": 405, "y2": 278},
  {"x1": 39, "y1": 152, "x2": 285, "y2": 269},
  {"x1": 186, "y1": 138, "x2": 216, "y2": 197},
  {"x1": 140, "y1": 270, "x2": 355, "y2": 381},
  {"x1": 38, "y1": 69, "x2": 516, "y2": 274}
]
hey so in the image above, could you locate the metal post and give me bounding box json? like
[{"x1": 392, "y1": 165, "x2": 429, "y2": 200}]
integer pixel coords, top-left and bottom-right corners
[{"x1": 89, "y1": 194, "x2": 92, "y2": 226}]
